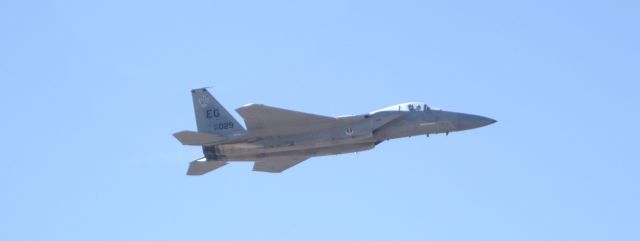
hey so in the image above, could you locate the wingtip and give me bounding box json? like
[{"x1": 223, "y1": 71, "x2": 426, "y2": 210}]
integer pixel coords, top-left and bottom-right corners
[
  {"x1": 236, "y1": 103, "x2": 264, "y2": 112},
  {"x1": 241, "y1": 103, "x2": 263, "y2": 107},
  {"x1": 190, "y1": 87, "x2": 214, "y2": 93},
  {"x1": 172, "y1": 131, "x2": 187, "y2": 145}
]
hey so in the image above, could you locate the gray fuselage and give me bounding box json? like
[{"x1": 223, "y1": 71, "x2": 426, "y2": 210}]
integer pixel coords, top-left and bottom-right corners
[{"x1": 204, "y1": 109, "x2": 495, "y2": 161}]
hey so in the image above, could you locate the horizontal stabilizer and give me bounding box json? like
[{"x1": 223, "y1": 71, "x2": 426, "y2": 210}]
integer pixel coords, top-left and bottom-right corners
[
  {"x1": 187, "y1": 158, "x2": 227, "y2": 175},
  {"x1": 173, "y1": 130, "x2": 226, "y2": 145},
  {"x1": 252, "y1": 156, "x2": 310, "y2": 173}
]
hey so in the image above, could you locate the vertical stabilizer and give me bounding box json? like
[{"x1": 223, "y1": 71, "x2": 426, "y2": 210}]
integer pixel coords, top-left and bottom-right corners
[{"x1": 191, "y1": 88, "x2": 246, "y2": 137}]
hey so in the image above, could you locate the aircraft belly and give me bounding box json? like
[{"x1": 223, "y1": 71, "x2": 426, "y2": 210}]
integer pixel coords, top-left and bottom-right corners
[
  {"x1": 265, "y1": 143, "x2": 375, "y2": 158},
  {"x1": 223, "y1": 140, "x2": 375, "y2": 160},
  {"x1": 306, "y1": 142, "x2": 375, "y2": 156}
]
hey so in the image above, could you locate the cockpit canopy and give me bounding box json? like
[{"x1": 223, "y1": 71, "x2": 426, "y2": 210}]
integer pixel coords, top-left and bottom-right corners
[{"x1": 370, "y1": 102, "x2": 438, "y2": 114}]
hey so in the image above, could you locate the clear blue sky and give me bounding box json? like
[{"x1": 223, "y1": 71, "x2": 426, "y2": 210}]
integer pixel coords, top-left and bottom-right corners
[{"x1": 1, "y1": 0, "x2": 639, "y2": 240}]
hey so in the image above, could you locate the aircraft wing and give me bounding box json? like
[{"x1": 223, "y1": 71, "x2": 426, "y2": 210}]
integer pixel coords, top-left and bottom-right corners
[
  {"x1": 236, "y1": 104, "x2": 336, "y2": 135},
  {"x1": 252, "y1": 156, "x2": 310, "y2": 173}
]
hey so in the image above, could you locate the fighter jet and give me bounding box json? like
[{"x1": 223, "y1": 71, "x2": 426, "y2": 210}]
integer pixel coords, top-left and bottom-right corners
[{"x1": 174, "y1": 88, "x2": 496, "y2": 175}]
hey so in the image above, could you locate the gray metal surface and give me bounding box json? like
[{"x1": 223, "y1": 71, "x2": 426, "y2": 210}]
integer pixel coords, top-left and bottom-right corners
[
  {"x1": 252, "y1": 156, "x2": 310, "y2": 173},
  {"x1": 187, "y1": 158, "x2": 227, "y2": 175},
  {"x1": 175, "y1": 88, "x2": 496, "y2": 175}
]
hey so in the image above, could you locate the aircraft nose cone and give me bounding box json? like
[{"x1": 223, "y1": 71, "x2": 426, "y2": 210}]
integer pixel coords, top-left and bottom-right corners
[
  {"x1": 482, "y1": 117, "x2": 497, "y2": 126},
  {"x1": 455, "y1": 114, "x2": 497, "y2": 130}
]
